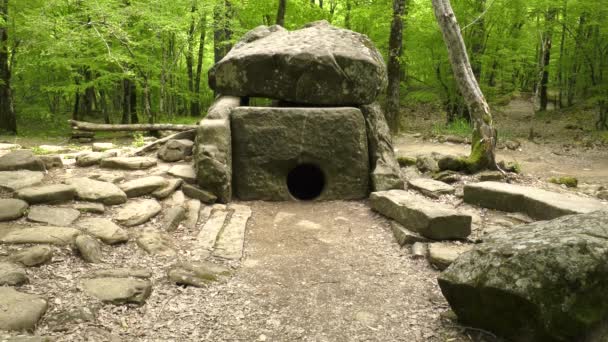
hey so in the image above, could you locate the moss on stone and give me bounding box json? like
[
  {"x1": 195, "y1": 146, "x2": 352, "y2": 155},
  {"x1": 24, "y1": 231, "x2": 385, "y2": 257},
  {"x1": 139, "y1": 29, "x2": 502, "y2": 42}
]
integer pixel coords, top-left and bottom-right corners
[
  {"x1": 548, "y1": 176, "x2": 578, "y2": 188},
  {"x1": 397, "y1": 156, "x2": 416, "y2": 167}
]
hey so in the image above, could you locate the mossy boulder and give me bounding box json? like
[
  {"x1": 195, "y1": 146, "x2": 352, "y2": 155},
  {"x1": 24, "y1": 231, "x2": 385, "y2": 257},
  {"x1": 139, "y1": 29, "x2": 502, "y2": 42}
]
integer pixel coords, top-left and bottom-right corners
[{"x1": 548, "y1": 176, "x2": 578, "y2": 188}]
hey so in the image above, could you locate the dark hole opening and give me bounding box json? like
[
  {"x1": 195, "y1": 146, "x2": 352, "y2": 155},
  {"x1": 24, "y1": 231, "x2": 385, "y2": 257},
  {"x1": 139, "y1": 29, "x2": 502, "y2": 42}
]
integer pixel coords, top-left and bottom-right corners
[{"x1": 287, "y1": 163, "x2": 325, "y2": 200}]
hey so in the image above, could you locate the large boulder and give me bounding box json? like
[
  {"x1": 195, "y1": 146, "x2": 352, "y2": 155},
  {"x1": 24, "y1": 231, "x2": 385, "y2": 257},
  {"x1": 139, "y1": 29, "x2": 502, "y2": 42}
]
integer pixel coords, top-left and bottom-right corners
[
  {"x1": 209, "y1": 21, "x2": 387, "y2": 106},
  {"x1": 438, "y1": 210, "x2": 608, "y2": 341},
  {"x1": 0, "y1": 150, "x2": 45, "y2": 172}
]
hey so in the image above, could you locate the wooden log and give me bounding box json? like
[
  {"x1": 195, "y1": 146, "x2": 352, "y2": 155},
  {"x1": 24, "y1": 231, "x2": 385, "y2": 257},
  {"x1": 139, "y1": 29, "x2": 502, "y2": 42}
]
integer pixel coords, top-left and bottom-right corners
[
  {"x1": 69, "y1": 120, "x2": 198, "y2": 132},
  {"x1": 128, "y1": 129, "x2": 197, "y2": 157}
]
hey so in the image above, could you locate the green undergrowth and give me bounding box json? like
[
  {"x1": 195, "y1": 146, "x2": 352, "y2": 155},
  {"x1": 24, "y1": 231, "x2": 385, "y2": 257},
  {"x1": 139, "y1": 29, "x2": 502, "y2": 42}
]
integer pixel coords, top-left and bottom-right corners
[{"x1": 432, "y1": 118, "x2": 472, "y2": 137}]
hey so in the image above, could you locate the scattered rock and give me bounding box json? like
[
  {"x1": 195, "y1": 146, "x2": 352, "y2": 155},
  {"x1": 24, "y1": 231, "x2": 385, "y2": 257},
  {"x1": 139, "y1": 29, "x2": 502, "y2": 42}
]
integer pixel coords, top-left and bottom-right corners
[
  {"x1": 0, "y1": 150, "x2": 45, "y2": 172},
  {"x1": 81, "y1": 277, "x2": 152, "y2": 305},
  {"x1": 370, "y1": 190, "x2": 471, "y2": 240},
  {"x1": 151, "y1": 178, "x2": 183, "y2": 199},
  {"x1": 157, "y1": 139, "x2": 194, "y2": 162},
  {"x1": 505, "y1": 140, "x2": 521, "y2": 150},
  {"x1": 438, "y1": 211, "x2": 608, "y2": 341},
  {"x1": 92, "y1": 142, "x2": 114, "y2": 152},
  {"x1": 100, "y1": 157, "x2": 157, "y2": 170},
  {"x1": 397, "y1": 156, "x2": 417, "y2": 167},
  {"x1": 136, "y1": 229, "x2": 176, "y2": 256},
  {"x1": 66, "y1": 178, "x2": 127, "y2": 205},
  {"x1": 27, "y1": 206, "x2": 80, "y2": 226},
  {"x1": 46, "y1": 306, "x2": 97, "y2": 332},
  {"x1": 9, "y1": 246, "x2": 53, "y2": 267},
  {"x1": 0, "y1": 199, "x2": 28, "y2": 222},
  {"x1": 477, "y1": 171, "x2": 504, "y2": 182},
  {"x1": 0, "y1": 225, "x2": 81, "y2": 245},
  {"x1": 73, "y1": 202, "x2": 105, "y2": 214},
  {"x1": 410, "y1": 242, "x2": 427, "y2": 259},
  {"x1": 0, "y1": 287, "x2": 47, "y2": 331},
  {"x1": 598, "y1": 190, "x2": 608, "y2": 200},
  {"x1": 75, "y1": 151, "x2": 117, "y2": 167},
  {"x1": 119, "y1": 176, "x2": 168, "y2": 198},
  {"x1": 90, "y1": 172, "x2": 124, "y2": 184},
  {"x1": 437, "y1": 155, "x2": 465, "y2": 171},
  {"x1": 77, "y1": 218, "x2": 129, "y2": 245},
  {"x1": 184, "y1": 199, "x2": 201, "y2": 229},
  {"x1": 432, "y1": 170, "x2": 461, "y2": 184},
  {"x1": 416, "y1": 155, "x2": 439, "y2": 173},
  {"x1": 182, "y1": 184, "x2": 217, "y2": 204},
  {"x1": 38, "y1": 155, "x2": 63, "y2": 169},
  {"x1": 115, "y1": 199, "x2": 162, "y2": 227},
  {"x1": 0, "y1": 171, "x2": 44, "y2": 191},
  {"x1": 74, "y1": 235, "x2": 103, "y2": 263},
  {"x1": 162, "y1": 206, "x2": 186, "y2": 232},
  {"x1": 167, "y1": 261, "x2": 230, "y2": 287},
  {"x1": 464, "y1": 181, "x2": 606, "y2": 220},
  {"x1": 548, "y1": 176, "x2": 578, "y2": 188},
  {"x1": 390, "y1": 222, "x2": 430, "y2": 246},
  {"x1": 407, "y1": 178, "x2": 455, "y2": 198},
  {"x1": 167, "y1": 165, "x2": 196, "y2": 184},
  {"x1": 84, "y1": 268, "x2": 152, "y2": 279},
  {"x1": 0, "y1": 261, "x2": 28, "y2": 286},
  {"x1": 15, "y1": 184, "x2": 77, "y2": 204},
  {"x1": 427, "y1": 243, "x2": 472, "y2": 270},
  {"x1": 445, "y1": 135, "x2": 467, "y2": 144}
]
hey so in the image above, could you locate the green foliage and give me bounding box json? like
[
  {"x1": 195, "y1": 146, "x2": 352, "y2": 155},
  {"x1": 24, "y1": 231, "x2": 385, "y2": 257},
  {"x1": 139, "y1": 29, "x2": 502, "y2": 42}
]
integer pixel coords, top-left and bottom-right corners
[
  {"x1": 432, "y1": 118, "x2": 472, "y2": 137},
  {"x1": 131, "y1": 133, "x2": 146, "y2": 148},
  {"x1": 548, "y1": 176, "x2": 578, "y2": 188}
]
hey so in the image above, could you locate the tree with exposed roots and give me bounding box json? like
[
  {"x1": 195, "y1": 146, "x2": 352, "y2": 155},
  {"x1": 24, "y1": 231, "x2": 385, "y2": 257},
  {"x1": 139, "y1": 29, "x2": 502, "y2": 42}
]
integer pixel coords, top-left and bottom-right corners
[{"x1": 432, "y1": 0, "x2": 497, "y2": 172}]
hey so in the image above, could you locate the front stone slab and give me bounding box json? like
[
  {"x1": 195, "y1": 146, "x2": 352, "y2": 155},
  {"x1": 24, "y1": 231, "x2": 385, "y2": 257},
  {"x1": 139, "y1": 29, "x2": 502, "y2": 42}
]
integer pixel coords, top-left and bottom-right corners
[{"x1": 231, "y1": 107, "x2": 369, "y2": 201}]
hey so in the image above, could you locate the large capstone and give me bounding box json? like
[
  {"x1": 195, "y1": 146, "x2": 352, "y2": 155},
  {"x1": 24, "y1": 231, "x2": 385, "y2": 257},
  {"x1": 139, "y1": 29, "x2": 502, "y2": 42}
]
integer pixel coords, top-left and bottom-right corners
[
  {"x1": 209, "y1": 21, "x2": 387, "y2": 106},
  {"x1": 438, "y1": 210, "x2": 608, "y2": 341},
  {"x1": 231, "y1": 107, "x2": 369, "y2": 201}
]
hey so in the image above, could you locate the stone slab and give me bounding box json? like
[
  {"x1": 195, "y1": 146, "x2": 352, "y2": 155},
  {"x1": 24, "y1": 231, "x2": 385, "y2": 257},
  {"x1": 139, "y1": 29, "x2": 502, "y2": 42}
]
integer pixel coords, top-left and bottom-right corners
[
  {"x1": 0, "y1": 288, "x2": 47, "y2": 331},
  {"x1": 213, "y1": 204, "x2": 252, "y2": 260},
  {"x1": 66, "y1": 178, "x2": 127, "y2": 205},
  {"x1": 27, "y1": 206, "x2": 80, "y2": 226},
  {"x1": 408, "y1": 178, "x2": 455, "y2": 198},
  {"x1": 0, "y1": 225, "x2": 81, "y2": 245},
  {"x1": 0, "y1": 199, "x2": 28, "y2": 222},
  {"x1": 0, "y1": 171, "x2": 44, "y2": 191},
  {"x1": 100, "y1": 157, "x2": 157, "y2": 170},
  {"x1": 15, "y1": 184, "x2": 76, "y2": 204}
]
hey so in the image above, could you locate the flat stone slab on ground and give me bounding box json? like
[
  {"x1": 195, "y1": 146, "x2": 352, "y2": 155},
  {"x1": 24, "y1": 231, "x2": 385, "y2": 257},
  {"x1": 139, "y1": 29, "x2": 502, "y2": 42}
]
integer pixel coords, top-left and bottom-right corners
[
  {"x1": 100, "y1": 157, "x2": 157, "y2": 170},
  {"x1": 167, "y1": 165, "x2": 196, "y2": 184},
  {"x1": 464, "y1": 181, "x2": 606, "y2": 220},
  {"x1": 66, "y1": 178, "x2": 127, "y2": 205},
  {"x1": 0, "y1": 225, "x2": 81, "y2": 245},
  {"x1": 27, "y1": 206, "x2": 80, "y2": 226},
  {"x1": 390, "y1": 221, "x2": 429, "y2": 246},
  {"x1": 92, "y1": 143, "x2": 115, "y2": 152},
  {"x1": 370, "y1": 190, "x2": 471, "y2": 240},
  {"x1": 213, "y1": 204, "x2": 252, "y2": 260},
  {"x1": 75, "y1": 235, "x2": 103, "y2": 263},
  {"x1": 38, "y1": 155, "x2": 63, "y2": 169},
  {"x1": 15, "y1": 184, "x2": 76, "y2": 204},
  {"x1": 0, "y1": 287, "x2": 47, "y2": 331},
  {"x1": 0, "y1": 170, "x2": 44, "y2": 191},
  {"x1": 151, "y1": 178, "x2": 182, "y2": 199},
  {"x1": 77, "y1": 218, "x2": 129, "y2": 244},
  {"x1": 0, "y1": 150, "x2": 45, "y2": 172},
  {"x1": 0, "y1": 199, "x2": 28, "y2": 222},
  {"x1": 119, "y1": 176, "x2": 168, "y2": 198},
  {"x1": 193, "y1": 209, "x2": 228, "y2": 258},
  {"x1": 84, "y1": 268, "x2": 152, "y2": 279},
  {"x1": 407, "y1": 178, "x2": 455, "y2": 198},
  {"x1": 0, "y1": 261, "x2": 28, "y2": 286},
  {"x1": 9, "y1": 246, "x2": 53, "y2": 267},
  {"x1": 427, "y1": 243, "x2": 472, "y2": 270},
  {"x1": 182, "y1": 183, "x2": 217, "y2": 204},
  {"x1": 136, "y1": 230, "x2": 176, "y2": 256},
  {"x1": 167, "y1": 261, "x2": 230, "y2": 287},
  {"x1": 184, "y1": 199, "x2": 201, "y2": 229},
  {"x1": 76, "y1": 151, "x2": 117, "y2": 167},
  {"x1": 114, "y1": 199, "x2": 162, "y2": 227},
  {"x1": 73, "y1": 202, "x2": 105, "y2": 214},
  {"x1": 162, "y1": 206, "x2": 186, "y2": 232},
  {"x1": 81, "y1": 277, "x2": 152, "y2": 305}
]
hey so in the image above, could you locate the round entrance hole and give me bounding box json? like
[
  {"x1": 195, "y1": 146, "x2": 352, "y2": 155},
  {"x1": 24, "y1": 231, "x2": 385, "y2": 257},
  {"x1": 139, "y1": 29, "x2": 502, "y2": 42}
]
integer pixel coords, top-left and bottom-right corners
[{"x1": 287, "y1": 163, "x2": 325, "y2": 200}]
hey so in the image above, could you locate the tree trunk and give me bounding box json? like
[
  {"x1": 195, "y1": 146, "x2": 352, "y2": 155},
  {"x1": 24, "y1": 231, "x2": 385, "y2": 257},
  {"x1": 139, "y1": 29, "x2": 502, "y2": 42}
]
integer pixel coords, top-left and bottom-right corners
[
  {"x1": 345, "y1": 0, "x2": 351, "y2": 29},
  {"x1": 557, "y1": 0, "x2": 567, "y2": 108},
  {"x1": 186, "y1": 2, "x2": 196, "y2": 116},
  {"x1": 72, "y1": 88, "x2": 80, "y2": 121},
  {"x1": 0, "y1": 0, "x2": 16, "y2": 134},
  {"x1": 193, "y1": 11, "x2": 207, "y2": 118},
  {"x1": 213, "y1": 0, "x2": 233, "y2": 64},
  {"x1": 69, "y1": 120, "x2": 197, "y2": 132},
  {"x1": 432, "y1": 0, "x2": 497, "y2": 172},
  {"x1": 539, "y1": 9, "x2": 556, "y2": 112},
  {"x1": 276, "y1": 0, "x2": 286, "y2": 27},
  {"x1": 129, "y1": 80, "x2": 138, "y2": 124},
  {"x1": 386, "y1": 0, "x2": 407, "y2": 133}
]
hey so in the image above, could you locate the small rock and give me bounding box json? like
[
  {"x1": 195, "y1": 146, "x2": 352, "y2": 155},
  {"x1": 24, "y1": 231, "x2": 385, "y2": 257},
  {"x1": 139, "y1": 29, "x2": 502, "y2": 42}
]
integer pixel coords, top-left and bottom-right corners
[
  {"x1": 164, "y1": 190, "x2": 186, "y2": 207},
  {"x1": 9, "y1": 246, "x2": 53, "y2": 267},
  {"x1": 167, "y1": 164, "x2": 196, "y2": 184},
  {"x1": 38, "y1": 155, "x2": 63, "y2": 169},
  {"x1": 81, "y1": 277, "x2": 152, "y2": 305},
  {"x1": 75, "y1": 235, "x2": 103, "y2": 263},
  {"x1": 497, "y1": 160, "x2": 521, "y2": 173},
  {"x1": 27, "y1": 206, "x2": 80, "y2": 226},
  {"x1": 184, "y1": 199, "x2": 201, "y2": 229},
  {"x1": 136, "y1": 229, "x2": 176, "y2": 256},
  {"x1": 0, "y1": 171, "x2": 44, "y2": 191},
  {"x1": 0, "y1": 150, "x2": 45, "y2": 172},
  {"x1": 119, "y1": 176, "x2": 168, "y2": 198},
  {"x1": 46, "y1": 306, "x2": 97, "y2": 332},
  {"x1": 445, "y1": 135, "x2": 467, "y2": 144},
  {"x1": 73, "y1": 202, "x2": 105, "y2": 214},
  {"x1": 428, "y1": 243, "x2": 473, "y2": 270},
  {"x1": 408, "y1": 178, "x2": 455, "y2": 198},
  {"x1": 597, "y1": 190, "x2": 608, "y2": 200},
  {"x1": 66, "y1": 178, "x2": 127, "y2": 205},
  {"x1": 167, "y1": 261, "x2": 230, "y2": 287},
  {"x1": 114, "y1": 199, "x2": 162, "y2": 226},
  {"x1": 0, "y1": 261, "x2": 28, "y2": 286},
  {"x1": 0, "y1": 287, "x2": 47, "y2": 331},
  {"x1": 163, "y1": 206, "x2": 186, "y2": 232},
  {"x1": 76, "y1": 151, "x2": 118, "y2": 167},
  {"x1": 151, "y1": 178, "x2": 183, "y2": 199},
  {"x1": 92, "y1": 143, "x2": 115, "y2": 152},
  {"x1": 505, "y1": 140, "x2": 521, "y2": 150},
  {"x1": 89, "y1": 172, "x2": 124, "y2": 184},
  {"x1": 391, "y1": 222, "x2": 430, "y2": 246},
  {"x1": 182, "y1": 184, "x2": 217, "y2": 204},
  {"x1": 0, "y1": 199, "x2": 28, "y2": 222},
  {"x1": 15, "y1": 184, "x2": 77, "y2": 204},
  {"x1": 478, "y1": 171, "x2": 505, "y2": 182},
  {"x1": 100, "y1": 157, "x2": 157, "y2": 170},
  {"x1": 416, "y1": 155, "x2": 439, "y2": 173},
  {"x1": 157, "y1": 139, "x2": 194, "y2": 162},
  {"x1": 0, "y1": 225, "x2": 81, "y2": 245},
  {"x1": 411, "y1": 242, "x2": 427, "y2": 259},
  {"x1": 77, "y1": 218, "x2": 129, "y2": 244},
  {"x1": 432, "y1": 170, "x2": 461, "y2": 184},
  {"x1": 85, "y1": 268, "x2": 152, "y2": 279}
]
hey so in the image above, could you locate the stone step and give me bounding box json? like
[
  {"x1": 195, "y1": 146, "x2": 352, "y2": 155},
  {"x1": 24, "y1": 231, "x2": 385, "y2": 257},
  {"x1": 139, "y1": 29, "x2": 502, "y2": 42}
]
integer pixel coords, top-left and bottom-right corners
[
  {"x1": 192, "y1": 209, "x2": 229, "y2": 259},
  {"x1": 213, "y1": 204, "x2": 252, "y2": 260},
  {"x1": 370, "y1": 190, "x2": 471, "y2": 240},
  {"x1": 464, "y1": 181, "x2": 606, "y2": 220}
]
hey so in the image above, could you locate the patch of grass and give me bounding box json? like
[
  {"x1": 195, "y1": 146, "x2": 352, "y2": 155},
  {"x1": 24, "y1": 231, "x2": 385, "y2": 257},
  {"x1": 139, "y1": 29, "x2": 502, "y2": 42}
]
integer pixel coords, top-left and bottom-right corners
[
  {"x1": 548, "y1": 176, "x2": 578, "y2": 188},
  {"x1": 30, "y1": 146, "x2": 55, "y2": 155},
  {"x1": 131, "y1": 133, "x2": 146, "y2": 148},
  {"x1": 432, "y1": 118, "x2": 472, "y2": 137}
]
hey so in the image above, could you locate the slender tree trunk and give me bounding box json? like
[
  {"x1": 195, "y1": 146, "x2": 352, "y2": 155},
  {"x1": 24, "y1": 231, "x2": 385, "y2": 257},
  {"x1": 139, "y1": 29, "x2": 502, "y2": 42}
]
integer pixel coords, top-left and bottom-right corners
[
  {"x1": 72, "y1": 89, "x2": 80, "y2": 121},
  {"x1": 213, "y1": 0, "x2": 233, "y2": 64},
  {"x1": 557, "y1": 0, "x2": 567, "y2": 108},
  {"x1": 539, "y1": 9, "x2": 556, "y2": 111},
  {"x1": 193, "y1": 12, "x2": 207, "y2": 118},
  {"x1": 386, "y1": 0, "x2": 407, "y2": 133},
  {"x1": 187, "y1": 2, "x2": 196, "y2": 116},
  {"x1": 276, "y1": 0, "x2": 286, "y2": 27},
  {"x1": 0, "y1": 0, "x2": 16, "y2": 134},
  {"x1": 99, "y1": 89, "x2": 110, "y2": 124},
  {"x1": 345, "y1": 0, "x2": 352, "y2": 29},
  {"x1": 121, "y1": 79, "x2": 129, "y2": 124},
  {"x1": 432, "y1": 0, "x2": 497, "y2": 172}
]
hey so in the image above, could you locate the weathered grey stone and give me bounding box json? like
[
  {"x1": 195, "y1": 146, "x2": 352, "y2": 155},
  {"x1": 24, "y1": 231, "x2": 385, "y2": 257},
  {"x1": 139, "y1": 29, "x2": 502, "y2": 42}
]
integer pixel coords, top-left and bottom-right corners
[
  {"x1": 38, "y1": 155, "x2": 63, "y2": 169},
  {"x1": 477, "y1": 171, "x2": 505, "y2": 182},
  {"x1": 100, "y1": 157, "x2": 157, "y2": 170},
  {"x1": 164, "y1": 190, "x2": 186, "y2": 207},
  {"x1": 0, "y1": 288, "x2": 47, "y2": 331},
  {"x1": 15, "y1": 184, "x2": 76, "y2": 204},
  {"x1": 92, "y1": 143, "x2": 114, "y2": 152},
  {"x1": 0, "y1": 143, "x2": 20, "y2": 150},
  {"x1": 0, "y1": 151, "x2": 45, "y2": 171},
  {"x1": 410, "y1": 242, "x2": 427, "y2": 259},
  {"x1": 167, "y1": 165, "x2": 196, "y2": 184},
  {"x1": 213, "y1": 204, "x2": 252, "y2": 260},
  {"x1": 205, "y1": 96, "x2": 241, "y2": 120},
  {"x1": 438, "y1": 211, "x2": 608, "y2": 341},
  {"x1": 136, "y1": 230, "x2": 176, "y2": 256},
  {"x1": 119, "y1": 176, "x2": 168, "y2": 198},
  {"x1": 162, "y1": 206, "x2": 186, "y2": 232},
  {"x1": 76, "y1": 151, "x2": 117, "y2": 167},
  {"x1": 157, "y1": 139, "x2": 194, "y2": 162},
  {"x1": 182, "y1": 183, "x2": 217, "y2": 204},
  {"x1": 75, "y1": 235, "x2": 103, "y2": 263},
  {"x1": 359, "y1": 103, "x2": 404, "y2": 191},
  {"x1": 0, "y1": 171, "x2": 44, "y2": 191},
  {"x1": 464, "y1": 181, "x2": 606, "y2": 220},
  {"x1": 84, "y1": 268, "x2": 152, "y2": 279},
  {"x1": 81, "y1": 277, "x2": 151, "y2": 305},
  {"x1": 0, "y1": 261, "x2": 28, "y2": 286},
  {"x1": 209, "y1": 21, "x2": 387, "y2": 106},
  {"x1": 370, "y1": 190, "x2": 471, "y2": 240},
  {"x1": 598, "y1": 190, "x2": 608, "y2": 200},
  {"x1": 89, "y1": 172, "x2": 124, "y2": 184},
  {"x1": 416, "y1": 155, "x2": 439, "y2": 173},
  {"x1": 407, "y1": 178, "x2": 455, "y2": 198},
  {"x1": 427, "y1": 243, "x2": 472, "y2": 270},
  {"x1": 232, "y1": 107, "x2": 369, "y2": 200},
  {"x1": 114, "y1": 199, "x2": 161, "y2": 226},
  {"x1": 167, "y1": 261, "x2": 230, "y2": 287},
  {"x1": 27, "y1": 206, "x2": 80, "y2": 226},
  {"x1": 0, "y1": 225, "x2": 81, "y2": 245},
  {"x1": 0, "y1": 199, "x2": 28, "y2": 222},
  {"x1": 184, "y1": 199, "x2": 201, "y2": 229},
  {"x1": 193, "y1": 209, "x2": 228, "y2": 258},
  {"x1": 151, "y1": 178, "x2": 183, "y2": 199},
  {"x1": 390, "y1": 221, "x2": 429, "y2": 246},
  {"x1": 66, "y1": 178, "x2": 127, "y2": 205},
  {"x1": 9, "y1": 246, "x2": 53, "y2": 267},
  {"x1": 432, "y1": 170, "x2": 461, "y2": 184},
  {"x1": 46, "y1": 306, "x2": 97, "y2": 332},
  {"x1": 77, "y1": 218, "x2": 129, "y2": 245},
  {"x1": 73, "y1": 202, "x2": 105, "y2": 214},
  {"x1": 194, "y1": 118, "x2": 232, "y2": 203}
]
